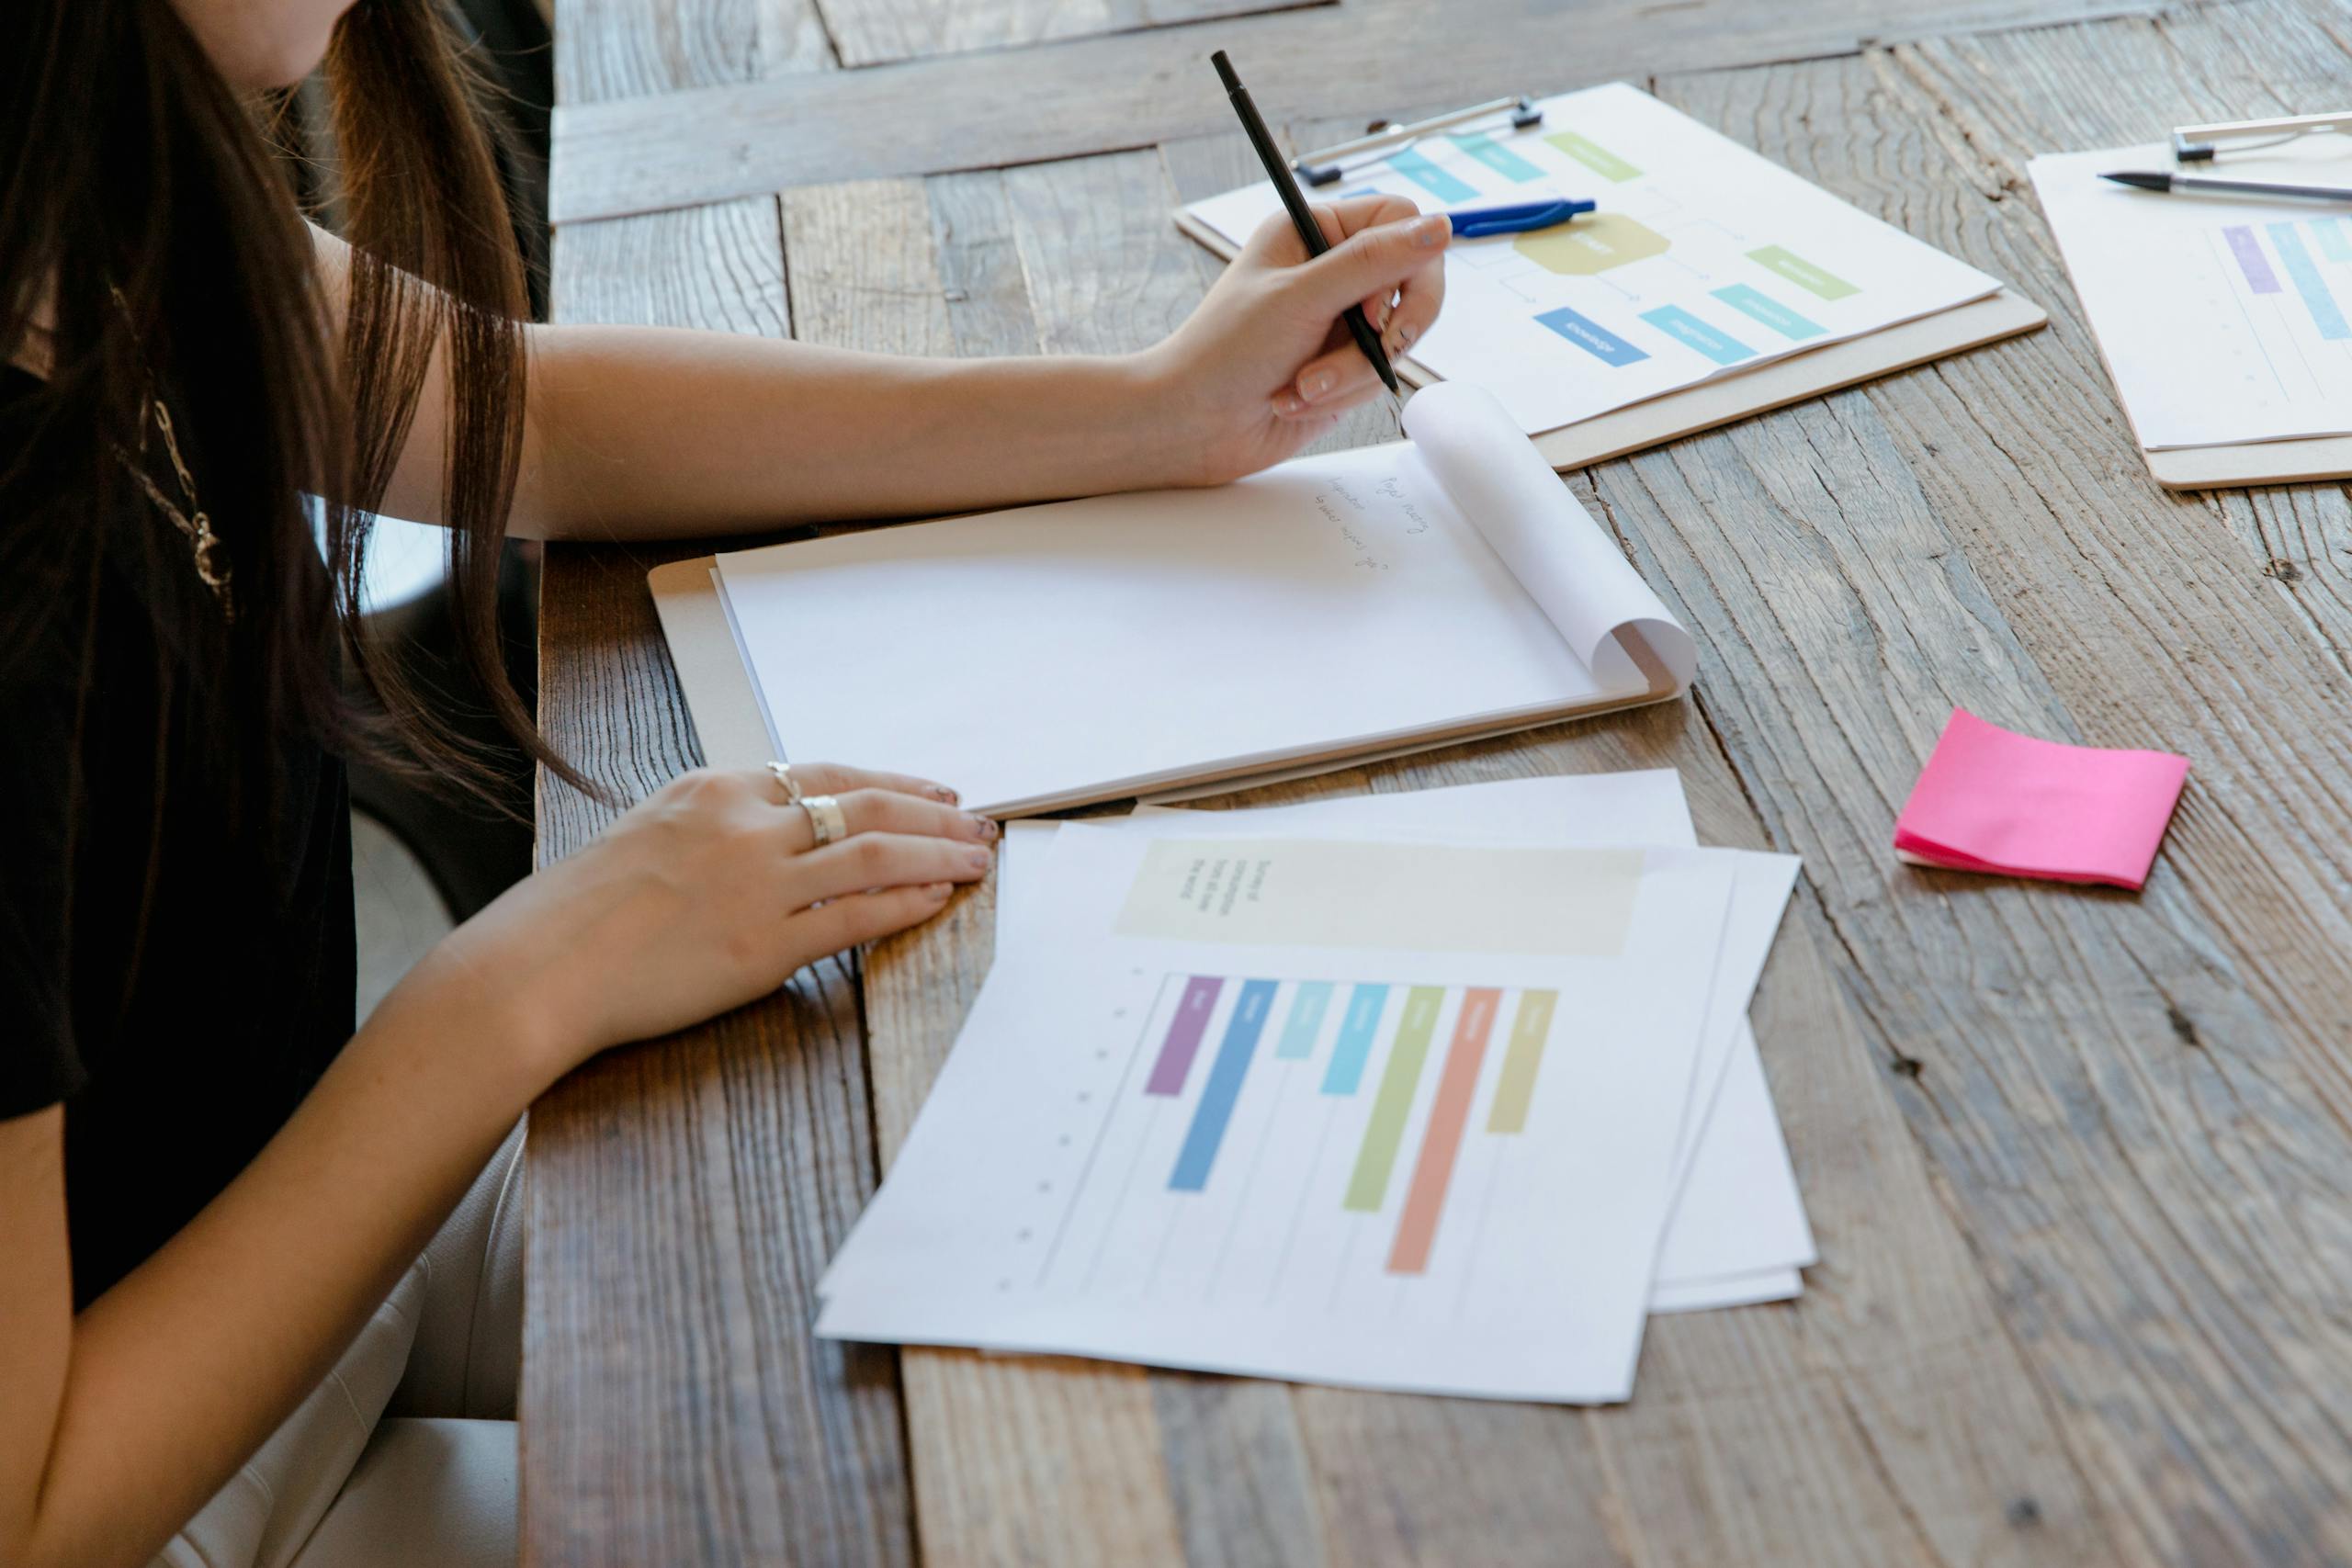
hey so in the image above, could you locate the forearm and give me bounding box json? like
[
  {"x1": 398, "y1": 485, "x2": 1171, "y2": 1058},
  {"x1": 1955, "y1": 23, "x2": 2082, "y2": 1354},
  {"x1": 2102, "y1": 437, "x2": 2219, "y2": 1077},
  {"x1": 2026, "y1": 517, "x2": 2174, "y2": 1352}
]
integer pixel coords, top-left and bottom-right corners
[
  {"x1": 12, "y1": 972, "x2": 559, "y2": 1568},
  {"x1": 353, "y1": 195, "x2": 1449, "y2": 542},
  {"x1": 503, "y1": 326, "x2": 1201, "y2": 541}
]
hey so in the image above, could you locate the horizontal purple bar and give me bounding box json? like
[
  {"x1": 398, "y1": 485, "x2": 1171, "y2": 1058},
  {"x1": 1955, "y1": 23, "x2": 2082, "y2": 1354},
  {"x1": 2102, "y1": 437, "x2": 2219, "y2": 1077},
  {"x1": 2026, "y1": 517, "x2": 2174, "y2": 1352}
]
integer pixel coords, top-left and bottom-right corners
[
  {"x1": 1147, "y1": 976, "x2": 1223, "y2": 1096},
  {"x1": 2225, "y1": 225, "x2": 2281, "y2": 295}
]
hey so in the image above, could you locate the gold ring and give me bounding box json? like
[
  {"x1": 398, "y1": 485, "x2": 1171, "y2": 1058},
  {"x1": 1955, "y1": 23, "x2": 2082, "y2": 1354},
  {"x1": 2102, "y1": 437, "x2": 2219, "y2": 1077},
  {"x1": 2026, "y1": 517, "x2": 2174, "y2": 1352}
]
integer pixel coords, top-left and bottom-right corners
[
  {"x1": 766, "y1": 760, "x2": 806, "y2": 805},
  {"x1": 800, "y1": 794, "x2": 847, "y2": 847}
]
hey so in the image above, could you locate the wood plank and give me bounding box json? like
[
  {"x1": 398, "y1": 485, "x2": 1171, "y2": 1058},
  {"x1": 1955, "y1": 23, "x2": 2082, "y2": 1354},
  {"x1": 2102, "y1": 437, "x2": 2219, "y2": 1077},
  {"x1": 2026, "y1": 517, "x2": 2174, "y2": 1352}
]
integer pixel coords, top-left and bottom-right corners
[
  {"x1": 774, "y1": 174, "x2": 1193, "y2": 1566},
  {"x1": 815, "y1": 0, "x2": 1332, "y2": 71},
  {"x1": 1572, "y1": 23, "x2": 2352, "y2": 1561},
  {"x1": 555, "y1": 0, "x2": 833, "y2": 108},
  {"x1": 525, "y1": 200, "x2": 916, "y2": 1568},
  {"x1": 548, "y1": 0, "x2": 2213, "y2": 220}
]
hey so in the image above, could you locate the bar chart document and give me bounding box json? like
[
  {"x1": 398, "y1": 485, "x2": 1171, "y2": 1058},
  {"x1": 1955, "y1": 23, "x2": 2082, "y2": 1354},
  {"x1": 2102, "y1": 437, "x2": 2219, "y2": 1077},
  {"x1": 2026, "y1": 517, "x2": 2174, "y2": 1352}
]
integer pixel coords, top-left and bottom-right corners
[
  {"x1": 984, "y1": 773, "x2": 1815, "y2": 1314},
  {"x1": 1182, "y1": 82, "x2": 2002, "y2": 436},
  {"x1": 2031, "y1": 144, "x2": 2352, "y2": 449},
  {"x1": 817, "y1": 827, "x2": 1736, "y2": 1403}
]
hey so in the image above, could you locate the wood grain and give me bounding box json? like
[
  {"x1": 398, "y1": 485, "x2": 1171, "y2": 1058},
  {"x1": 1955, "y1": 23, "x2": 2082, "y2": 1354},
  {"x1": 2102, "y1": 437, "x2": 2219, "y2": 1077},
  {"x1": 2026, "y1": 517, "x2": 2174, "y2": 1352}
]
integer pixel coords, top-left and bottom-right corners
[
  {"x1": 1586, "y1": 25, "x2": 2352, "y2": 1562},
  {"x1": 769, "y1": 171, "x2": 1195, "y2": 1567},
  {"x1": 526, "y1": 199, "x2": 915, "y2": 1568},
  {"x1": 557, "y1": 0, "x2": 839, "y2": 106},
  {"x1": 814, "y1": 0, "x2": 1331, "y2": 71},
  {"x1": 548, "y1": 0, "x2": 2217, "y2": 220}
]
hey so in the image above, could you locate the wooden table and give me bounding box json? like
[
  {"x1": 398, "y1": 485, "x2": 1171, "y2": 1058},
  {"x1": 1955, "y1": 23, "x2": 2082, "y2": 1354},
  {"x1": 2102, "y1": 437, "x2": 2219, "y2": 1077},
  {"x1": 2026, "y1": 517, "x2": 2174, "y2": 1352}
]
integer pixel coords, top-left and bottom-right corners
[{"x1": 524, "y1": 0, "x2": 2352, "y2": 1562}]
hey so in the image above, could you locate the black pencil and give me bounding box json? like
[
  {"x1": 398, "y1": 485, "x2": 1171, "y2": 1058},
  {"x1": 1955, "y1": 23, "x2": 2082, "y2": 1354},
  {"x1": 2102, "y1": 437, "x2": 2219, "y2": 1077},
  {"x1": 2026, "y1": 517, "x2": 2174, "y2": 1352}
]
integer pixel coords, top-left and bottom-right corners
[{"x1": 1211, "y1": 49, "x2": 1400, "y2": 396}]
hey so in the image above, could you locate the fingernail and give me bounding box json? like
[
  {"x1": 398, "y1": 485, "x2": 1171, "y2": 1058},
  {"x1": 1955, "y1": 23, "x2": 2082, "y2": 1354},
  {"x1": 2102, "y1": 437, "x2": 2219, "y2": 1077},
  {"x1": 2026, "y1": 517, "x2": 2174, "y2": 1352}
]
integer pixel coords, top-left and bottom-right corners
[
  {"x1": 965, "y1": 847, "x2": 993, "y2": 874},
  {"x1": 922, "y1": 881, "x2": 953, "y2": 899},
  {"x1": 1272, "y1": 389, "x2": 1306, "y2": 416},
  {"x1": 1410, "y1": 214, "x2": 1449, "y2": 247},
  {"x1": 930, "y1": 784, "x2": 959, "y2": 804},
  {"x1": 1299, "y1": 367, "x2": 1336, "y2": 401},
  {"x1": 965, "y1": 813, "x2": 999, "y2": 840}
]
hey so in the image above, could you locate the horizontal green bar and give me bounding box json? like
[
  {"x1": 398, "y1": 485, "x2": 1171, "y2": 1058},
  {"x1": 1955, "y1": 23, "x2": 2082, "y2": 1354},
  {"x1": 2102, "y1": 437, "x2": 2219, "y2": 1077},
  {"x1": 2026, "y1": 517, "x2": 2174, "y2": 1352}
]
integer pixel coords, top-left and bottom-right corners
[
  {"x1": 1545, "y1": 130, "x2": 1640, "y2": 183},
  {"x1": 1746, "y1": 244, "x2": 1859, "y2": 300}
]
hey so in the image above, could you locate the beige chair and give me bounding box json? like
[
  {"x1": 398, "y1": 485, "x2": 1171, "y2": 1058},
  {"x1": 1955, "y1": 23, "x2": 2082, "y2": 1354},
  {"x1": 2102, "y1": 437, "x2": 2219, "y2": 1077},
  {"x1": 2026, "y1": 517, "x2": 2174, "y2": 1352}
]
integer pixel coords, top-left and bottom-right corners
[{"x1": 153, "y1": 1121, "x2": 526, "y2": 1568}]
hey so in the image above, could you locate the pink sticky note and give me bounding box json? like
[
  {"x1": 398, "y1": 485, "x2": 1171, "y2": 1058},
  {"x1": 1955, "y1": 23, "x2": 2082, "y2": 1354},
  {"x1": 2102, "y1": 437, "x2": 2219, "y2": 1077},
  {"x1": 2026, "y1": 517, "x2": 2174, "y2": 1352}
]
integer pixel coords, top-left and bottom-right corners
[{"x1": 1893, "y1": 708, "x2": 2189, "y2": 891}]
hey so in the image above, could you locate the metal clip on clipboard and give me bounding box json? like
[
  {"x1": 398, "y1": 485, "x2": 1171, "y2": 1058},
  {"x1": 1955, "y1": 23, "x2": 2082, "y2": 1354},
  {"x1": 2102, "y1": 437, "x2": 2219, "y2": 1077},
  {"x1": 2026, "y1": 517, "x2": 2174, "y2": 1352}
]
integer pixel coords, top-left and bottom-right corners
[
  {"x1": 1293, "y1": 96, "x2": 1545, "y2": 186},
  {"x1": 2173, "y1": 110, "x2": 2352, "y2": 163}
]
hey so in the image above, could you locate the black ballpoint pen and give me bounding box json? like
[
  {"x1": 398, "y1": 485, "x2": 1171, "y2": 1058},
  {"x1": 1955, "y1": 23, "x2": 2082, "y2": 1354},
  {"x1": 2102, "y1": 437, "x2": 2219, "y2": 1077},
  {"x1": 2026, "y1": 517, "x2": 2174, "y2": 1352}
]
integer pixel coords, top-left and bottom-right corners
[{"x1": 1211, "y1": 49, "x2": 1401, "y2": 396}]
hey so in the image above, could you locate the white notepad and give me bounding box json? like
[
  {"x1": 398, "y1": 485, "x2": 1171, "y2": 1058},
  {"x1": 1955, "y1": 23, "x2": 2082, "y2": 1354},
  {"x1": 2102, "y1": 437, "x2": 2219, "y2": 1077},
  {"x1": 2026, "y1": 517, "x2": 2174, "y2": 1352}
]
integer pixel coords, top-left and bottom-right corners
[{"x1": 712, "y1": 383, "x2": 1696, "y2": 816}]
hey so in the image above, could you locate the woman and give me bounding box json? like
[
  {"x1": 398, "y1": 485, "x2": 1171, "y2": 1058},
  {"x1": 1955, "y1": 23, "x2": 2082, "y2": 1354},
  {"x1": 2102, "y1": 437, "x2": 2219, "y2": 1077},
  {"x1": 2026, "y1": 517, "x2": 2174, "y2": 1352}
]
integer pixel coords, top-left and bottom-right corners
[{"x1": 0, "y1": 0, "x2": 1447, "y2": 1563}]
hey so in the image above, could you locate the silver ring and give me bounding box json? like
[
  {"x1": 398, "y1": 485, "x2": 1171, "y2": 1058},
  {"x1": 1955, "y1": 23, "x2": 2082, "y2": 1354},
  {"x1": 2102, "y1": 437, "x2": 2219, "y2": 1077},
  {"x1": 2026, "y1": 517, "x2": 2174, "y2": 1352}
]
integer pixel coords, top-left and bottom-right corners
[
  {"x1": 766, "y1": 760, "x2": 806, "y2": 805},
  {"x1": 800, "y1": 794, "x2": 846, "y2": 848}
]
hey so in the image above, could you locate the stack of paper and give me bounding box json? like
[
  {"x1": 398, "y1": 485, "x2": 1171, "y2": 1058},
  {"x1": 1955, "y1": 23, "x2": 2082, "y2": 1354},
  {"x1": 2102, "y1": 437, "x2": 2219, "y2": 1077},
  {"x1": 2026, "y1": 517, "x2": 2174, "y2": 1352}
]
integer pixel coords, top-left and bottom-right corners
[
  {"x1": 2030, "y1": 143, "x2": 2352, "y2": 452},
  {"x1": 817, "y1": 772, "x2": 1813, "y2": 1404}
]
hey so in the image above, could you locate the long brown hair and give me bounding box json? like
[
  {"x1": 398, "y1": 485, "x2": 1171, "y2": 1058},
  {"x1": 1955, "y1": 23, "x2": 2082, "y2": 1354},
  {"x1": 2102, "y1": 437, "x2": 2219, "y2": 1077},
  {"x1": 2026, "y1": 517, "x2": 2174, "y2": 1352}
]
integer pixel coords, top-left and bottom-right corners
[{"x1": 0, "y1": 0, "x2": 581, "y2": 851}]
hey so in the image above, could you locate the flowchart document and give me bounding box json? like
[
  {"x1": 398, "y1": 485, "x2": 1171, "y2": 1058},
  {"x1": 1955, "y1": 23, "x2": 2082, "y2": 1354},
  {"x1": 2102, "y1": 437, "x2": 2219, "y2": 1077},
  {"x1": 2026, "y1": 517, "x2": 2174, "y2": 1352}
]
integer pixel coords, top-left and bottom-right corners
[
  {"x1": 1184, "y1": 82, "x2": 2001, "y2": 435},
  {"x1": 819, "y1": 829, "x2": 1736, "y2": 1402},
  {"x1": 2031, "y1": 143, "x2": 2352, "y2": 448}
]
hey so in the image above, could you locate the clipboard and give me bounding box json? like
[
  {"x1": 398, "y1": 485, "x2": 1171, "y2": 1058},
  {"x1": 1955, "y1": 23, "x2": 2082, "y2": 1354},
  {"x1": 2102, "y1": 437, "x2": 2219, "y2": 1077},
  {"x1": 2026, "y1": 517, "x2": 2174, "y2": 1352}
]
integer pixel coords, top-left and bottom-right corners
[
  {"x1": 2146, "y1": 115, "x2": 2352, "y2": 486},
  {"x1": 648, "y1": 557, "x2": 1685, "y2": 805},
  {"x1": 1173, "y1": 209, "x2": 2046, "y2": 471},
  {"x1": 2143, "y1": 438, "x2": 2352, "y2": 490}
]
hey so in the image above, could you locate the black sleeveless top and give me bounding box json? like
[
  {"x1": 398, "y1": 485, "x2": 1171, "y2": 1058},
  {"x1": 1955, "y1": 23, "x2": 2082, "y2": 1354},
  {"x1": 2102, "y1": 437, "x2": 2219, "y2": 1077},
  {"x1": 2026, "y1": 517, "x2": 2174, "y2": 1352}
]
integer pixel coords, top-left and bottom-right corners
[{"x1": 0, "y1": 365, "x2": 356, "y2": 1307}]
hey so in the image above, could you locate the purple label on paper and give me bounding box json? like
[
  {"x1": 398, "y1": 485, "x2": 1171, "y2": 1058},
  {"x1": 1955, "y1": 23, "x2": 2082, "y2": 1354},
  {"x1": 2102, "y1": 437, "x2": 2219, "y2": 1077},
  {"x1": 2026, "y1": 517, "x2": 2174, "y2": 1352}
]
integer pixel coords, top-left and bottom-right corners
[
  {"x1": 1146, "y1": 976, "x2": 1224, "y2": 1096},
  {"x1": 2224, "y1": 226, "x2": 2281, "y2": 294}
]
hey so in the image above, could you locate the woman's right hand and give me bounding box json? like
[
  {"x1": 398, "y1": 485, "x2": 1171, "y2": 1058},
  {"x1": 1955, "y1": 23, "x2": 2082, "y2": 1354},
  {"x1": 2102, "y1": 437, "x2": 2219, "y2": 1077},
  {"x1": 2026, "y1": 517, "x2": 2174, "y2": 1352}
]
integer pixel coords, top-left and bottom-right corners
[{"x1": 384, "y1": 762, "x2": 994, "y2": 1076}]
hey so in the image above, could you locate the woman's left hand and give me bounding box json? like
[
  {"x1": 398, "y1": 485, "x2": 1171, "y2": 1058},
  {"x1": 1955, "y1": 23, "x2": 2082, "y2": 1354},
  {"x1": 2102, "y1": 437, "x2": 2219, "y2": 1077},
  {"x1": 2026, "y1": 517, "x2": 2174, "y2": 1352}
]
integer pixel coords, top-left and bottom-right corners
[{"x1": 1141, "y1": 194, "x2": 1449, "y2": 486}]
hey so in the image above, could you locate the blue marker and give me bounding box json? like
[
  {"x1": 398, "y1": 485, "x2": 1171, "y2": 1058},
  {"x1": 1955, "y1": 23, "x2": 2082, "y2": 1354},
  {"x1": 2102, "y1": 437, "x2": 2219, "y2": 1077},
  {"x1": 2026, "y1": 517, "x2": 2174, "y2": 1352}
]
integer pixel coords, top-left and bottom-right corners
[{"x1": 1445, "y1": 198, "x2": 1595, "y2": 239}]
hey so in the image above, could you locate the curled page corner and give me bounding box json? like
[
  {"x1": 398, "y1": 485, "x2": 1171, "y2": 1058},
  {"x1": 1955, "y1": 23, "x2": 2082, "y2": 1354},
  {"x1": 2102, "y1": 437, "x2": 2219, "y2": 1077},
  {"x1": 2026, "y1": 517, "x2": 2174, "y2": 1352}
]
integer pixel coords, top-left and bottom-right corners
[{"x1": 1404, "y1": 382, "x2": 1698, "y2": 694}]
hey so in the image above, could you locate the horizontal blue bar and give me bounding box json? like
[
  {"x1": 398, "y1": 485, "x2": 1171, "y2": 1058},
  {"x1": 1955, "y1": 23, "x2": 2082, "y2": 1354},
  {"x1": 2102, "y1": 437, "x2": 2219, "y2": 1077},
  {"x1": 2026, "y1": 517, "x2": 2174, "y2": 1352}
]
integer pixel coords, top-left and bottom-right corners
[
  {"x1": 1535, "y1": 306, "x2": 1649, "y2": 367},
  {"x1": 1711, "y1": 283, "x2": 1824, "y2": 341},
  {"x1": 1387, "y1": 147, "x2": 1478, "y2": 204},
  {"x1": 1321, "y1": 985, "x2": 1390, "y2": 1095},
  {"x1": 1641, "y1": 304, "x2": 1756, "y2": 365},
  {"x1": 1450, "y1": 133, "x2": 1544, "y2": 183},
  {"x1": 1170, "y1": 980, "x2": 1277, "y2": 1191},
  {"x1": 2268, "y1": 221, "x2": 2351, "y2": 341},
  {"x1": 1275, "y1": 981, "x2": 1334, "y2": 1060}
]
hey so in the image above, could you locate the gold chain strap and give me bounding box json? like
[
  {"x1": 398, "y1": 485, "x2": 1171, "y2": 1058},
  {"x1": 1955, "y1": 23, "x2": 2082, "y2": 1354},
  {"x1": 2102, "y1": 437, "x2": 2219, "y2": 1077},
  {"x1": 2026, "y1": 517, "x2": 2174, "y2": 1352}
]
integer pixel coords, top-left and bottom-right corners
[
  {"x1": 107, "y1": 286, "x2": 234, "y2": 621},
  {"x1": 123, "y1": 395, "x2": 235, "y2": 618}
]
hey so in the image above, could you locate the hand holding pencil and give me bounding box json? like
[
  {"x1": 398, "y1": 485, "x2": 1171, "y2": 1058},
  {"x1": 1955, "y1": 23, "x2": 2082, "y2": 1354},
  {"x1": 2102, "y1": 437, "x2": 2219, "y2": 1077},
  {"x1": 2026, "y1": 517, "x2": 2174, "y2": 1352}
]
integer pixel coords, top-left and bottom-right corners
[{"x1": 1143, "y1": 192, "x2": 1450, "y2": 481}]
